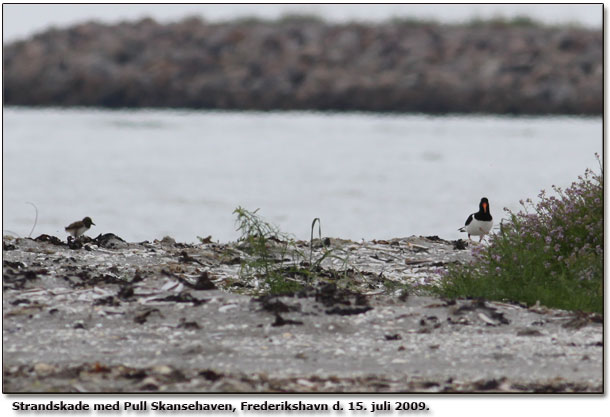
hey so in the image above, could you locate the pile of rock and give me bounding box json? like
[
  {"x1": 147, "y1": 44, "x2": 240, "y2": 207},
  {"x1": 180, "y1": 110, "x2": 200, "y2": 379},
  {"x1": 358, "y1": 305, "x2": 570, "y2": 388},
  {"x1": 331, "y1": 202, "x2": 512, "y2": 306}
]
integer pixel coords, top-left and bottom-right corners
[{"x1": 3, "y1": 16, "x2": 602, "y2": 114}]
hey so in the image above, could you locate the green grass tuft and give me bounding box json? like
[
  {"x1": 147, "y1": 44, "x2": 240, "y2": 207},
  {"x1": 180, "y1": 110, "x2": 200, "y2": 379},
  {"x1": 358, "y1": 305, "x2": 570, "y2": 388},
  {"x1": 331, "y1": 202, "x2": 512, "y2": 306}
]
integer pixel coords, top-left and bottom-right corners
[{"x1": 233, "y1": 206, "x2": 353, "y2": 295}]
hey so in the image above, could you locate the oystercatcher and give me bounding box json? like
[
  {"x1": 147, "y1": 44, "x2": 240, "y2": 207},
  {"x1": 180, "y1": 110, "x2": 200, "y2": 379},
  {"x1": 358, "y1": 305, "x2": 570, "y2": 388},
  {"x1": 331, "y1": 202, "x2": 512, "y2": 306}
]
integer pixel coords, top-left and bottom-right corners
[
  {"x1": 459, "y1": 198, "x2": 493, "y2": 242},
  {"x1": 65, "y1": 216, "x2": 95, "y2": 238}
]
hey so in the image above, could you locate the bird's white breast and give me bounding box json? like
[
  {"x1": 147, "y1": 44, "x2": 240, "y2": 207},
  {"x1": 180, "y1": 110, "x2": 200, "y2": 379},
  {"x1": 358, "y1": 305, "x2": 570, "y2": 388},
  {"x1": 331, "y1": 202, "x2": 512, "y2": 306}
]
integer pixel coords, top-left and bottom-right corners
[{"x1": 465, "y1": 218, "x2": 493, "y2": 236}]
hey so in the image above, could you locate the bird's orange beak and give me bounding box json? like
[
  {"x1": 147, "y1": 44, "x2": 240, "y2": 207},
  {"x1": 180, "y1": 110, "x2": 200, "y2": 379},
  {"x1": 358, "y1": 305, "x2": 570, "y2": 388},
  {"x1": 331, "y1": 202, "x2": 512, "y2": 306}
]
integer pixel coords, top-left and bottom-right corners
[{"x1": 482, "y1": 202, "x2": 487, "y2": 212}]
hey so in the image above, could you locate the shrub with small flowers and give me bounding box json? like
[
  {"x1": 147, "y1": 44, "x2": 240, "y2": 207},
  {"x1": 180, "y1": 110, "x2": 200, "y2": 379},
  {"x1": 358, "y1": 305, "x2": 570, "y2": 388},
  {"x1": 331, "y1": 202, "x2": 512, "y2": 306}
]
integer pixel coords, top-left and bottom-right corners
[{"x1": 435, "y1": 156, "x2": 602, "y2": 313}]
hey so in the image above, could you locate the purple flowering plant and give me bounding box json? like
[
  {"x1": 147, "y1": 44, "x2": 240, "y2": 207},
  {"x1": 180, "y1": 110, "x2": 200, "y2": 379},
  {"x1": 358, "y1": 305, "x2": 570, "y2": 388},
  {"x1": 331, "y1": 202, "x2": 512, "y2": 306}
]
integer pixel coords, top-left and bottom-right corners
[{"x1": 435, "y1": 157, "x2": 602, "y2": 313}]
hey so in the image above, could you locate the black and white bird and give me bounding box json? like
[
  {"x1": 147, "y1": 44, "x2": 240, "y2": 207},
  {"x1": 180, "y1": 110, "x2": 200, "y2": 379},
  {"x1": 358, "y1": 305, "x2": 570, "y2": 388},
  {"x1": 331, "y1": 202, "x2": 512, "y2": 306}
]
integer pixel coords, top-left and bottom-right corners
[
  {"x1": 65, "y1": 216, "x2": 95, "y2": 238},
  {"x1": 459, "y1": 197, "x2": 493, "y2": 242}
]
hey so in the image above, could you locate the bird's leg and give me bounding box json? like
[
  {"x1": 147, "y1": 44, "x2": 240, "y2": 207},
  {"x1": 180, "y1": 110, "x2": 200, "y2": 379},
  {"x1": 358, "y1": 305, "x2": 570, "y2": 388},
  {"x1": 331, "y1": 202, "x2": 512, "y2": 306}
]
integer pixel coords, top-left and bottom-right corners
[
  {"x1": 479, "y1": 235, "x2": 484, "y2": 243},
  {"x1": 468, "y1": 234, "x2": 472, "y2": 242}
]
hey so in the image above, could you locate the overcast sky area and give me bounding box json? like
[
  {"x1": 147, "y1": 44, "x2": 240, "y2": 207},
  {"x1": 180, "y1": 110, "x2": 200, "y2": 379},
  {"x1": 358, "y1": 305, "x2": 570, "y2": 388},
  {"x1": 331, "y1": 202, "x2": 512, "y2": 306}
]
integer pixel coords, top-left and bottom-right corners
[{"x1": 2, "y1": 3, "x2": 602, "y2": 42}]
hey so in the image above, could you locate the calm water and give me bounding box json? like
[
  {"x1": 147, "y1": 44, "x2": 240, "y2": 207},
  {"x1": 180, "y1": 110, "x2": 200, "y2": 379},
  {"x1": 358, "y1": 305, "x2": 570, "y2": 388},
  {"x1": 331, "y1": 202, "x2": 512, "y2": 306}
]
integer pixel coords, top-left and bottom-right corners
[{"x1": 2, "y1": 108, "x2": 601, "y2": 243}]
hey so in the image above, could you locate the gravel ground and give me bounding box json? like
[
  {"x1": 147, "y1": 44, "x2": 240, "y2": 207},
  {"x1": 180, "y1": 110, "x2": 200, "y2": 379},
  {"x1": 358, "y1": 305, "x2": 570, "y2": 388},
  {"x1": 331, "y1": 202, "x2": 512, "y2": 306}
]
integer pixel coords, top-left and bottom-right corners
[{"x1": 2, "y1": 234, "x2": 603, "y2": 392}]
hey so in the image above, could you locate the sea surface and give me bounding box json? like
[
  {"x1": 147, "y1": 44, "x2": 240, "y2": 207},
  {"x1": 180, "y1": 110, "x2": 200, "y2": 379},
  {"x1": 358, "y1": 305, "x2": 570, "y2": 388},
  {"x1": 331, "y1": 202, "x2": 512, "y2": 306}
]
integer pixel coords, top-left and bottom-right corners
[{"x1": 2, "y1": 108, "x2": 602, "y2": 243}]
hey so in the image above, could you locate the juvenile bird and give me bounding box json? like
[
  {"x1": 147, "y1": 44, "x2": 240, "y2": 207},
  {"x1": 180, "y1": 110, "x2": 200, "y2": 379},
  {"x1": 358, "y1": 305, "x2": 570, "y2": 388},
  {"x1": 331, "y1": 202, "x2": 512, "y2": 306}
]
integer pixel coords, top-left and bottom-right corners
[
  {"x1": 459, "y1": 198, "x2": 493, "y2": 242},
  {"x1": 65, "y1": 216, "x2": 95, "y2": 238}
]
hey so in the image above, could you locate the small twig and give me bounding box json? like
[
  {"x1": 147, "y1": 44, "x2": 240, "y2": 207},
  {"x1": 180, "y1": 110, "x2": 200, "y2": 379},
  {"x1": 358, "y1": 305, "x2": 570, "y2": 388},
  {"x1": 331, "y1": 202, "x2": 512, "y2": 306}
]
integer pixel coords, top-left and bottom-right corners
[
  {"x1": 309, "y1": 217, "x2": 321, "y2": 267},
  {"x1": 25, "y1": 202, "x2": 38, "y2": 238}
]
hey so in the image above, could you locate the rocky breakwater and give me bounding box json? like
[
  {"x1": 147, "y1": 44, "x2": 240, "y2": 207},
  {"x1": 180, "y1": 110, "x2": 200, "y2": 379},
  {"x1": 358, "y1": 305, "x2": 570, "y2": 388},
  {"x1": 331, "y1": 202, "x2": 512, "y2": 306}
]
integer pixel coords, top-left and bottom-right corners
[
  {"x1": 3, "y1": 16, "x2": 602, "y2": 115},
  {"x1": 2, "y1": 233, "x2": 602, "y2": 392}
]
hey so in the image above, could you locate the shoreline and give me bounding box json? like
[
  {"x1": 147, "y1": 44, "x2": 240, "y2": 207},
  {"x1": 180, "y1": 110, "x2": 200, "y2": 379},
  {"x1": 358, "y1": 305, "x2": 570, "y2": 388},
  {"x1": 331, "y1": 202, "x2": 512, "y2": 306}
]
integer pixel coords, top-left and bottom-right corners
[{"x1": 2, "y1": 234, "x2": 602, "y2": 392}]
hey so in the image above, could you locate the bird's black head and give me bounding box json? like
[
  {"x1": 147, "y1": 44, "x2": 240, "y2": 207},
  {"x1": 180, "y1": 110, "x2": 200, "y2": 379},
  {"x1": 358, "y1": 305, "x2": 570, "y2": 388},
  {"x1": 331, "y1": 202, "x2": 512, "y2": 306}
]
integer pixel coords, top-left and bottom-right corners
[
  {"x1": 479, "y1": 198, "x2": 490, "y2": 214},
  {"x1": 83, "y1": 217, "x2": 95, "y2": 227}
]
